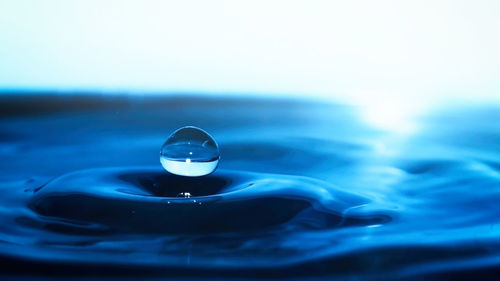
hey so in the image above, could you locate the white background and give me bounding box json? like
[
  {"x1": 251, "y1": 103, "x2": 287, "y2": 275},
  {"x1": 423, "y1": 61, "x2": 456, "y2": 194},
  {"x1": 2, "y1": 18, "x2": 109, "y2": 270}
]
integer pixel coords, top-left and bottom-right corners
[{"x1": 1, "y1": 0, "x2": 499, "y2": 106}]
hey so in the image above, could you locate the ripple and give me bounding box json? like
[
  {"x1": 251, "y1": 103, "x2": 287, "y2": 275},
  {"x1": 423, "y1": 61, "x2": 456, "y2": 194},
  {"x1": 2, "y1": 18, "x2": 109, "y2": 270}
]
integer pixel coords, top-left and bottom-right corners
[{"x1": 28, "y1": 167, "x2": 390, "y2": 236}]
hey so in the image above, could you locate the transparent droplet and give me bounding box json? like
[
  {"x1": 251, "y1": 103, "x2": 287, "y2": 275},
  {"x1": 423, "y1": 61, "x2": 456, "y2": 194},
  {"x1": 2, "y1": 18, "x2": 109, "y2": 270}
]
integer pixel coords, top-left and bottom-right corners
[{"x1": 160, "y1": 126, "x2": 220, "y2": 177}]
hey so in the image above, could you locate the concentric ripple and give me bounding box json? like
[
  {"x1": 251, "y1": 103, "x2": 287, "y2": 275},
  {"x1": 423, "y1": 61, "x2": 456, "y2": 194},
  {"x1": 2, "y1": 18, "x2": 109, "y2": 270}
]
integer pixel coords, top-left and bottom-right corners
[{"x1": 29, "y1": 167, "x2": 391, "y2": 235}]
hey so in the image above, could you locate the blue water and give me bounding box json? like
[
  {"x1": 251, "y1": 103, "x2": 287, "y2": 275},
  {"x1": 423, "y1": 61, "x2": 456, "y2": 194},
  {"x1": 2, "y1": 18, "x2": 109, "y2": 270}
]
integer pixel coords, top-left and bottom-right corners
[{"x1": 0, "y1": 95, "x2": 499, "y2": 280}]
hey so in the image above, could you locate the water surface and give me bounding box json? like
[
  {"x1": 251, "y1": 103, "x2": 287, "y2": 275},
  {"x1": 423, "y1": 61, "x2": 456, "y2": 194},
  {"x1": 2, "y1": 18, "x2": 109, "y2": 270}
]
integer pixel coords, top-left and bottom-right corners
[{"x1": 0, "y1": 94, "x2": 499, "y2": 280}]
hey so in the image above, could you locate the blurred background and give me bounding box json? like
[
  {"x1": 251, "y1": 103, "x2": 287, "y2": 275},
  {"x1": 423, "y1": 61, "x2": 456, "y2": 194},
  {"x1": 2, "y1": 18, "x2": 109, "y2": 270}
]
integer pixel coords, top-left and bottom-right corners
[{"x1": 1, "y1": 0, "x2": 499, "y2": 107}]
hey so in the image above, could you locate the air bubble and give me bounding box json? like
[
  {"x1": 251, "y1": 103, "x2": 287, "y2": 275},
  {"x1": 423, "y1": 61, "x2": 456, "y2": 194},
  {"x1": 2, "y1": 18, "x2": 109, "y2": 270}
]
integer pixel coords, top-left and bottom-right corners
[{"x1": 177, "y1": 192, "x2": 192, "y2": 198}]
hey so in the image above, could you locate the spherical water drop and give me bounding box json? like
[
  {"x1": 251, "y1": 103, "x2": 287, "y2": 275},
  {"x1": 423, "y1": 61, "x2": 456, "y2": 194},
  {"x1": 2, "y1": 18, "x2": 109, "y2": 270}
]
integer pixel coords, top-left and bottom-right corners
[{"x1": 160, "y1": 126, "x2": 220, "y2": 177}]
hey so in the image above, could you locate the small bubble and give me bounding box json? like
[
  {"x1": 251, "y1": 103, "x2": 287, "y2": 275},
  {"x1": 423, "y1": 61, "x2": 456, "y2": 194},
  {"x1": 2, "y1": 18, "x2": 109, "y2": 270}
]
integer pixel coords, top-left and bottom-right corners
[
  {"x1": 177, "y1": 192, "x2": 191, "y2": 198},
  {"x1": 160, "y1": 126, "x2": 220, "y2": 177}
]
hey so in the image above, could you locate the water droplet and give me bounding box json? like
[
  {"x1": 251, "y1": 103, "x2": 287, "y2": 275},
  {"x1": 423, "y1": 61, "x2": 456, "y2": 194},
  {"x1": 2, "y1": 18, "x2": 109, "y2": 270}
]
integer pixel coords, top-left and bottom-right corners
[{"x1": 160, "y1": 126, "x2": 220, "y2": 177}]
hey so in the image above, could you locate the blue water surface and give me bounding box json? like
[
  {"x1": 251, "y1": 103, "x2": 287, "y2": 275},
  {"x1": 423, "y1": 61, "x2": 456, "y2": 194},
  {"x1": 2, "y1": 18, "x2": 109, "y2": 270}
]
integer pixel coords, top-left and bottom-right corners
[{"x1": 0, "y1": 94, "x2": 499, "y2": 280}]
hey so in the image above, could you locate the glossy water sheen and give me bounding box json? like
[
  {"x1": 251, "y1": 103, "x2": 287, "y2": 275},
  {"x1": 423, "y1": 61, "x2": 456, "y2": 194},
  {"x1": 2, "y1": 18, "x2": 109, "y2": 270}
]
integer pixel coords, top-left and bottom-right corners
[
  {"x1": 0, "y1": 95, "x2": 499, "y2": 281},
  {"x1": 160, "y1": 126, "x2": 220, "y2": 177}
]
